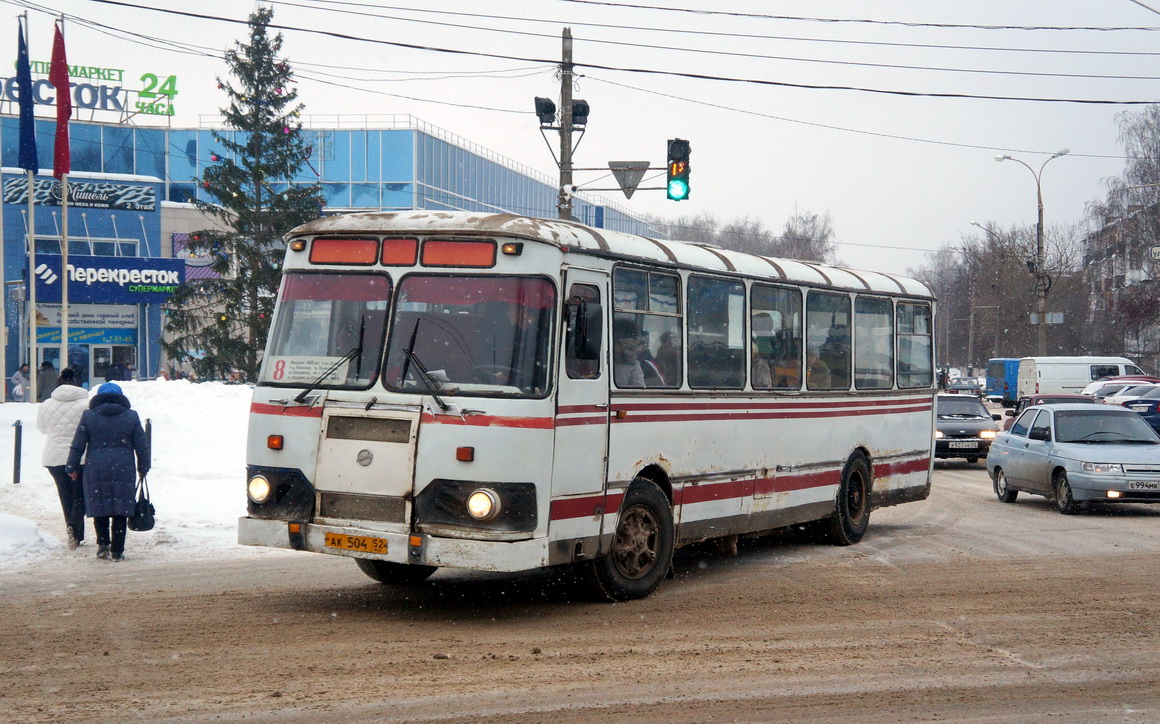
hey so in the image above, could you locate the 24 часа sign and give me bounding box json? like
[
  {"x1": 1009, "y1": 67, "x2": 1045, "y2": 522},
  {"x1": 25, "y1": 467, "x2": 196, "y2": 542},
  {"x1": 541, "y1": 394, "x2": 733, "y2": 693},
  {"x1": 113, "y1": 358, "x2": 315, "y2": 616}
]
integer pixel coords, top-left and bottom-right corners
[{"x1": 33, "y1": 255, "x2": 185, "y2": 304}]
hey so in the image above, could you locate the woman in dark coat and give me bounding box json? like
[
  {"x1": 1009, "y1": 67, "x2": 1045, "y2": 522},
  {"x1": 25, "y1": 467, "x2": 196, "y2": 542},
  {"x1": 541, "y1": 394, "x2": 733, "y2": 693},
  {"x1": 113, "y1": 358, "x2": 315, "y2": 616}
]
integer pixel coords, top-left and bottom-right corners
[{"x1": 66, "y1": 382, "x2": 150, "y2": 561}]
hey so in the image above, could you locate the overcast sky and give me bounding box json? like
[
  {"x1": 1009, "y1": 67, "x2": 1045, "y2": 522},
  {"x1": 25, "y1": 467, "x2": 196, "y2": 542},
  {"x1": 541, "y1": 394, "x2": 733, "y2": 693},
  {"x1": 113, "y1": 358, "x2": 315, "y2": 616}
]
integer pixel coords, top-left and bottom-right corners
[{"x1": 12, "y1": 0, "x2": 1160, "y2": 275}]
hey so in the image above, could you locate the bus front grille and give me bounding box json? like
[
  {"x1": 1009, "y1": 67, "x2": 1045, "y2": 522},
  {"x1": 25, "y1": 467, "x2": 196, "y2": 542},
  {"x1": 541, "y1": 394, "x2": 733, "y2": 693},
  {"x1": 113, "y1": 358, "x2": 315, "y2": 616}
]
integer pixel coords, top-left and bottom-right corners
[
  {"x1": 326, "y1": 416, "x2": 411, "y2": 443},
  {"x1": 319, "y1": 492, "x2": 406, "y2": 523}
]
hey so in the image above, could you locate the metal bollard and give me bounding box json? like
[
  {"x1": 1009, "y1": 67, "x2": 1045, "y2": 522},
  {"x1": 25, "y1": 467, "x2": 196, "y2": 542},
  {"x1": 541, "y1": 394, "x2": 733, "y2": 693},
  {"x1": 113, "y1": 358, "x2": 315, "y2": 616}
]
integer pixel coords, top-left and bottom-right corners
[{"x1": 12, "y1": 420, "x2": 21, "y2": 485}]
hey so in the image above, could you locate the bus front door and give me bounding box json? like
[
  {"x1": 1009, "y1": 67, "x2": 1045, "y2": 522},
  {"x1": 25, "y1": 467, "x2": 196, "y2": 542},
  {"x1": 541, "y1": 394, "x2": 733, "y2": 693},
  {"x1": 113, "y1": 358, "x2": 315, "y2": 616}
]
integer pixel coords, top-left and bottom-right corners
[{"x1": 551, "y1": 269, "x2": 610, "y2": 499}]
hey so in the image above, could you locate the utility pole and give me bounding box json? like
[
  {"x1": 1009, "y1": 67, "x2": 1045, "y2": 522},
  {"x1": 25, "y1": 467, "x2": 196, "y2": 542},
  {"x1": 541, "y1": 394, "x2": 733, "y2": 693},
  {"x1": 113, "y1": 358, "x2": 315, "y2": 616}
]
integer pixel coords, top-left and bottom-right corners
[{"x1": 557, "y1": 28, "x2": 574, "y2": 221}]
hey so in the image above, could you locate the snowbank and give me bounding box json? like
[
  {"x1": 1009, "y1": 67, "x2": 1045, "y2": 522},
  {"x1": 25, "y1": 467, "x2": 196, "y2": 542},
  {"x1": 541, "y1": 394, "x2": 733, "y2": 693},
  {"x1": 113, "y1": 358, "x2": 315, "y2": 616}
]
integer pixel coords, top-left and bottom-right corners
[{"x1": 0, "y1": 379, "x2": 277, "y2": 568}]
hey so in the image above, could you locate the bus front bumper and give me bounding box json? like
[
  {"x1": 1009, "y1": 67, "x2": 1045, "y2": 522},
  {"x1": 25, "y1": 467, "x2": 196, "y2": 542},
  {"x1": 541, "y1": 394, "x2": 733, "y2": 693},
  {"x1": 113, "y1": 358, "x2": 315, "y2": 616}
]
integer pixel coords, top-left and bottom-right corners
[{"x1": 237, "y1": 517, "x2": 550, "y2": 572}]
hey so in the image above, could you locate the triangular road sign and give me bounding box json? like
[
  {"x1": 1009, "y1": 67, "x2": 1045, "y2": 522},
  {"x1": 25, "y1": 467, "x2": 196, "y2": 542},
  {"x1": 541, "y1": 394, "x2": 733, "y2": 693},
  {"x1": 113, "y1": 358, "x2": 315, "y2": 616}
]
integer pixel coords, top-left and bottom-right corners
[{"x1": 609, "y1": 161, "x2": 650, "y2": 199}]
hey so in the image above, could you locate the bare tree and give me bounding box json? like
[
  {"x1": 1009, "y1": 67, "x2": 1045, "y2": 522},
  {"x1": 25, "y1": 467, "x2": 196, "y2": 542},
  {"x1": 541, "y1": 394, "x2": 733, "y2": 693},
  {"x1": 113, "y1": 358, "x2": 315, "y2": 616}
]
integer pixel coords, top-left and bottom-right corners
[{"x1": 774, "y1": 206, "x2": 837, "y2": 263}]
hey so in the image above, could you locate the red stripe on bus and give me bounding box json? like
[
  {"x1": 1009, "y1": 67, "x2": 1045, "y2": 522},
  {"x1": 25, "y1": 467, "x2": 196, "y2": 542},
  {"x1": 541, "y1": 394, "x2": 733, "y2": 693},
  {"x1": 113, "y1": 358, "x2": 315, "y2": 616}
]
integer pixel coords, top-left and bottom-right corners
[
  {"x1": 558, "y1": 404, "x2": 608, "y2": 414},
  {"x1": 250, "y1": 402, "x2": 324, "y2": 418},
  {"x1": 555, "y1": 416, "x2": 609, "y2": 427},
  {"x1": 753, "y1": 470, "x2": 840, "y2": 496},
  {"x1": 421, "y1": 413, "x2": 555, "y2": 430},
  {"x1": 675, "y1": 477, "x2": 756, "y2": 505},
  {"x1": 549, "y1": 491, "x2": 625, "y2": 521},
  {"x1": 611, "y1": 405, "x2": 930, "y2": 424},
  {"x1": 874, "y1": 456, "x2": 931, "y2": 478},
  {"x1": 611, "y1": 397, "x2": 931, "y2": 413}
]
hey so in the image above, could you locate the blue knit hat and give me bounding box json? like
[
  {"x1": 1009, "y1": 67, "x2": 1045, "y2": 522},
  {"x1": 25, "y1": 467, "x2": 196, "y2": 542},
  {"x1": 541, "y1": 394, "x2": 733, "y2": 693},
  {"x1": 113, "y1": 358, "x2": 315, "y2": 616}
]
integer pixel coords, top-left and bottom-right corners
[{"x1": 97, "y1": 382, "x2": 122, "y2": 396}]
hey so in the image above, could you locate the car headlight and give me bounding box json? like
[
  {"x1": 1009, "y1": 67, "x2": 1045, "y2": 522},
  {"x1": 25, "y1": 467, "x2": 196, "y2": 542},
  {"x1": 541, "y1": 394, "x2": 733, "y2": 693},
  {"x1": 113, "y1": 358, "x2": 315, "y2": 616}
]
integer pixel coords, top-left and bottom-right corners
[
  {"x1": 247, "y1": 475, "x2": 272, "y2": 503},
  {"x1": 1081, "y1": 462, "x2": 1124, "y2": 474},
  {"x1": 466, "y1": 488, "x2": 501, "y2": 521},
  {"x1": 934, "y1": 430, "x2": 945, "y2": 439},
  {"x1": 979, "y1": 430, "x2": 996, "y2": 439}
]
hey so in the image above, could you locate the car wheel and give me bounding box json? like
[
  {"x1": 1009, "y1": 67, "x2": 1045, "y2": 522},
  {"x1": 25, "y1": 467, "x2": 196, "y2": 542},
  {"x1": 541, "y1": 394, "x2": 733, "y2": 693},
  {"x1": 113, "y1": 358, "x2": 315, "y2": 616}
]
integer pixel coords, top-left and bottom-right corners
[
  {"x1": 993, "y1": 468, "x2": 1018, "y2": 503},
  {"x1": 1054, "y1": 471, "x2": 1079, "y2": 515}
]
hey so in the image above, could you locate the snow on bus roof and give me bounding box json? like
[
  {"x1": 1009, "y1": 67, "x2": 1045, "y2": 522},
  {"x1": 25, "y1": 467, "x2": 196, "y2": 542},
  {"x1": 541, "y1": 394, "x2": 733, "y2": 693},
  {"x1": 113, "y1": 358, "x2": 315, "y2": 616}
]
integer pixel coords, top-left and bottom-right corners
[{"x1": 289, "y1": 210, "x2": 933, "y2": 298}]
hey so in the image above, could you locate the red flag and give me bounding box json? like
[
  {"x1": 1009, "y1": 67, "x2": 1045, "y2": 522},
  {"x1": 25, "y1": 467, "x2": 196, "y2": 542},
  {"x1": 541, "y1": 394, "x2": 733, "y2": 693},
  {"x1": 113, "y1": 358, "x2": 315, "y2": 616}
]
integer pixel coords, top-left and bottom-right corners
[{"x1": 50, "y1": 21, "x2": 71, "y2": 180}]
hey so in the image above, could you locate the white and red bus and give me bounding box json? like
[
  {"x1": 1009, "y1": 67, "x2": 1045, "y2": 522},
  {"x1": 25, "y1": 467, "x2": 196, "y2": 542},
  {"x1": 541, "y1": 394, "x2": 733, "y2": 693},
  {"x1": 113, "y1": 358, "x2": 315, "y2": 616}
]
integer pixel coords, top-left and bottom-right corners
[{"x1": 239, "y1": 211, "x2": 936, "y2": 599}]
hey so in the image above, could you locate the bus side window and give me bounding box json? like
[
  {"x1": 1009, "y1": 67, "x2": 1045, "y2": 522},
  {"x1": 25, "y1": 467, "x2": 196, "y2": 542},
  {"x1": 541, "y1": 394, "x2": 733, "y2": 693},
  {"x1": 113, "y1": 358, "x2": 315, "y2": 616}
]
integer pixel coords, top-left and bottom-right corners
[{"x1": 566, "y1": 284, "x2": 602, "y2": 380}]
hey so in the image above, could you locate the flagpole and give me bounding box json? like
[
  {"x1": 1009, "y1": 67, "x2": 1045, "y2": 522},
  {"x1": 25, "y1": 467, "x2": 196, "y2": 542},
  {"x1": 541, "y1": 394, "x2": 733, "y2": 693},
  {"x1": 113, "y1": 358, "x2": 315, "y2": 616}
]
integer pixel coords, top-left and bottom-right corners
[
  {"x1": 20, "y1": 13, "x2": 38, "y2": 399},
  {"x1": 60, "y1": 175, "x2": 68, "y2": 367},
  {"x1": 52, "y1": 17, "x2": 71, "y2": 371}
]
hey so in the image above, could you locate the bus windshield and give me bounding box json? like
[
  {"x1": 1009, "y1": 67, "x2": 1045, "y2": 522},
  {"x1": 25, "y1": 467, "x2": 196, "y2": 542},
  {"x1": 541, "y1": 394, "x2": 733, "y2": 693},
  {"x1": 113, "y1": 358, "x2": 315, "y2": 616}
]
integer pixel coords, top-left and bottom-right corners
[
  {"x1": 259, "y1": 272, "x2": 391, "y2": 388},
  {"x1": 383, "y1": 275, "x2": 555, "y2": 398}
]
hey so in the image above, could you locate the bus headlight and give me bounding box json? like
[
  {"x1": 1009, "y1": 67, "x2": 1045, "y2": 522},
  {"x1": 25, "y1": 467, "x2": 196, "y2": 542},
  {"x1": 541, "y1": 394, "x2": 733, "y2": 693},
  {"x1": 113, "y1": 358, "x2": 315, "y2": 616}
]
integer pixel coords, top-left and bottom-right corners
[
  {"x1": 466, "y1": 488, "x2": 501, "y2": 521},
  {"x1": 248, "y1": 475, "x2": 272, "y2": 503}
]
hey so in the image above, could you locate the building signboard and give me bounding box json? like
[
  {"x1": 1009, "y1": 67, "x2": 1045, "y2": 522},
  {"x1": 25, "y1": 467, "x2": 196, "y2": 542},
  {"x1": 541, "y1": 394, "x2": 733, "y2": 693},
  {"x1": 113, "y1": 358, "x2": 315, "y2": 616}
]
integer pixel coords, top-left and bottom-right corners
[
  {"x1": 33, "y1": 254, "x2": 185, "y2": 304},
  {"x1": 2, "y1": 177, "x2": 157, "y2": 211},
  {"x1": 0, "y1": 60, "x2": 177, "y2": 116},
  {"x1": 36, "y1": 303, "x2": 138, "y2": 329}
]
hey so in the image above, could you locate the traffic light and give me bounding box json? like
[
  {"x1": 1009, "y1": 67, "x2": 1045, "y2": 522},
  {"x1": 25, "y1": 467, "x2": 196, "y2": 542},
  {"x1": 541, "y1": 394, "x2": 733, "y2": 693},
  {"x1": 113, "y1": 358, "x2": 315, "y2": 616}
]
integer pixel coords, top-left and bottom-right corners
[{"x1": 666, "y1": 138, "x2": 691, "y2": 201}]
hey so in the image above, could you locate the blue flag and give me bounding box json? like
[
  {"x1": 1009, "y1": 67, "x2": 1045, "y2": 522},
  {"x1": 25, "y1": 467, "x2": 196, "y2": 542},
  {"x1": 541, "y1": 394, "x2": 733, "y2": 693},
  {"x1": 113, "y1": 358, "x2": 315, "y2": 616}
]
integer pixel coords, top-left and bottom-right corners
[{"x1": 16, "y1": 19, "x2": 39, "y2": 173}]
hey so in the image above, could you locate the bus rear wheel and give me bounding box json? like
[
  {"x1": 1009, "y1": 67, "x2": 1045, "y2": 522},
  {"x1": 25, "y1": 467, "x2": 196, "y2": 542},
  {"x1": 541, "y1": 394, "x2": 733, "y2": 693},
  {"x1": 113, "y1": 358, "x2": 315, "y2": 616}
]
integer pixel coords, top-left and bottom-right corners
[
  {"x1": 355, "y1": 558, "x2": 437, "y2": 584},
  {"x1": 822, "y1": 452, "x2": 872, "y2": 546},
  {"x1": 582, "y1": 478, "x2": 674, "y2": 601}
]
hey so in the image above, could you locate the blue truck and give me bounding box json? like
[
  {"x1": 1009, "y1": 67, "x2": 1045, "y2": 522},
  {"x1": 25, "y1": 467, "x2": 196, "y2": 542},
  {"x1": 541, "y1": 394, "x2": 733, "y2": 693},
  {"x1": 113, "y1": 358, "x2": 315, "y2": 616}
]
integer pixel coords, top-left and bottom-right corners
[{"x1": 986, "y1": 358, "x2": 1020, "y2": 406}]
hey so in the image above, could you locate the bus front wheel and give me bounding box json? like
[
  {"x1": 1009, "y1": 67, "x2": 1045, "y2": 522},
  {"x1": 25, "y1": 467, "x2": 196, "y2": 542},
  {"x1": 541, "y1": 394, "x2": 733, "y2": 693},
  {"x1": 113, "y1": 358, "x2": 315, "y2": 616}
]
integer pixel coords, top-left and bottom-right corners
[
  {"x1": 583, "y1": 478, "x2": 674, "y2": 601},
  {"x1": 355, "y1": 558, "x2": 437, "y2": 584},
  {"x1": 823, "y1": 451, "x2": 872, "y2": 546}
]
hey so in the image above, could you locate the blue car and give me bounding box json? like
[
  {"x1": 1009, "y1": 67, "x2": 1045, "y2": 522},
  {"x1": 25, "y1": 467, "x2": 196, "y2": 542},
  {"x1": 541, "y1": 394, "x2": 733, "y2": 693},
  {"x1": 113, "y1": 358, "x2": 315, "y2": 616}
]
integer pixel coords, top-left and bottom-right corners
[{"x1": 1120, "y1": 394, "x2": 1160, "y2": 435}]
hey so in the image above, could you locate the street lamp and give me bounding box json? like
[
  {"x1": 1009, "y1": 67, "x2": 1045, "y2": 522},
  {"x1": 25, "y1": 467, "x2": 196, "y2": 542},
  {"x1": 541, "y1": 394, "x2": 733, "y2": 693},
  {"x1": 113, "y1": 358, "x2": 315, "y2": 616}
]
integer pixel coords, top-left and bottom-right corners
[
  {"x1": 995, "y1": 148, "x2": 1069, "y2": 356},
  {"x1": 970, "y1": 220, "x2": 1001, "y2": 241}
]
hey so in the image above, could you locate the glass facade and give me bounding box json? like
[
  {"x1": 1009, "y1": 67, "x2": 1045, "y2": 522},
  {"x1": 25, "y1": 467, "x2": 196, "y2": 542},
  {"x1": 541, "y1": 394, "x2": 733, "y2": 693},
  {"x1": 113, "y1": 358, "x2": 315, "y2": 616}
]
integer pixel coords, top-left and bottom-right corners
[{"x1": 1, "y1": 116, "x2": 655, "y2": 236}]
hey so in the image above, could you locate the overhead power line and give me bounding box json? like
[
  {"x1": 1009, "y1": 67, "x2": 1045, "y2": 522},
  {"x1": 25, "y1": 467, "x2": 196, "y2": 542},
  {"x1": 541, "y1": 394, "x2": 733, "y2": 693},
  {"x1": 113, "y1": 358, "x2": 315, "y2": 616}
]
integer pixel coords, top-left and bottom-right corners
[
  {"x1": 553, "y1": 0, "x2": 1160, "y2": 31},
  {"x1": 69, "y1": 0, "x2": 1160, "y2": 104}
]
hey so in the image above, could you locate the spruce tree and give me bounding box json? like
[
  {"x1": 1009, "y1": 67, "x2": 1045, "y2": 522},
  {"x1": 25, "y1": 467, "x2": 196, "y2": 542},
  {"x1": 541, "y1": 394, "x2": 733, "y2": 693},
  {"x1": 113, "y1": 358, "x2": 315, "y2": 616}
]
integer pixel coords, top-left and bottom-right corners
[{"x1": 163, "y1": 6, "x2": 321, "y2": 381}]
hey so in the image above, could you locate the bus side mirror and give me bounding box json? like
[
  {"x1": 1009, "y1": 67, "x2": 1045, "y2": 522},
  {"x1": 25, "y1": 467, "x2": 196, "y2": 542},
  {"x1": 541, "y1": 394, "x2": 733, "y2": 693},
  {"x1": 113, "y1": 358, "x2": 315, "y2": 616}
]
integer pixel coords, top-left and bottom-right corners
[{"x1": 569, "y1": 298, "x2": 603, "y2": 360}]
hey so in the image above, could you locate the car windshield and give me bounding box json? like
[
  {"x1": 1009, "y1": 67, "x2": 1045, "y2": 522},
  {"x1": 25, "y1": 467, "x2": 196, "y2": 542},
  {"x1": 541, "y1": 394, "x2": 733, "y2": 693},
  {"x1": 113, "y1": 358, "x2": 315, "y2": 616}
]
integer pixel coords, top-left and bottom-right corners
[
  {"x1": 1054, "y1": 409, "x2": 1160, "y2": 444},
  {"x1": 1132, "y1": 386, "x2": 1160, "y2": 399},
  {"x1": 382, "y1": 275, "x2": 555, "y2": 398},
  {"x1": 937, "y1": 397, "x2": 989, "y2": 418},
  {"x1": 259, "y1": 273, "x2": 390, "y2": 388},
  {"x1": 1037, "y1": 397, "x2": 1094, "y2": 405},
  {"x1": 1094, "y1": 384, "x2": 1125, "y2": 396}
]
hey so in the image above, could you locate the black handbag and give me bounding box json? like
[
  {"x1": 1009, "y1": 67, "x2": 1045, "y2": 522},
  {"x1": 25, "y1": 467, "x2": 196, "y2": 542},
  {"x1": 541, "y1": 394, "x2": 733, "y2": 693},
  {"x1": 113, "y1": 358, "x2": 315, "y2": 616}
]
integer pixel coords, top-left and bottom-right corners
[{"x1": 128, "y1": 476, "x2": 155, "y2": 532}]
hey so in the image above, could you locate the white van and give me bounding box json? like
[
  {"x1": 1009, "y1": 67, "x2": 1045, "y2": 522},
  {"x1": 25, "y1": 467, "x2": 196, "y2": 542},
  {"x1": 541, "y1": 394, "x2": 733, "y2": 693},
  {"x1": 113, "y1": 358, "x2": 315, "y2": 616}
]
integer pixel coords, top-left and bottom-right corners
[{"x1": 1016, "y1": 356, "x2": 1146, "y2": 398}]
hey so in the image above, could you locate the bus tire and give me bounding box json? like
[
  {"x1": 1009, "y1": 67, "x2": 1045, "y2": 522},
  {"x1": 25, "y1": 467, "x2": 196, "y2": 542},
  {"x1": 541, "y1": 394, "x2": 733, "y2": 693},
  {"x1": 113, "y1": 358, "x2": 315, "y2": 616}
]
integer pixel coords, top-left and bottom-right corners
[
  {"x1": 823, "y1": 452, "x2": 872, "y2": 546},
  {"x1": 583, "y1": 478, "x2": 674, "y2": 601},
  {"x1": 355, "y1": 558, "x2": 437, "y2": 584}
]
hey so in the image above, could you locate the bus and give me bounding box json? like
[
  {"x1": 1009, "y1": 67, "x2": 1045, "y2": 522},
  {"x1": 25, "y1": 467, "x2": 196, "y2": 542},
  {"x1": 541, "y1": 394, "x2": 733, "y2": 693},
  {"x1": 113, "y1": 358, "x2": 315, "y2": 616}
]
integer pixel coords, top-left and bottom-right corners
[{"x1": 238, "y1": 211, "x2": 937, "y2": 600}]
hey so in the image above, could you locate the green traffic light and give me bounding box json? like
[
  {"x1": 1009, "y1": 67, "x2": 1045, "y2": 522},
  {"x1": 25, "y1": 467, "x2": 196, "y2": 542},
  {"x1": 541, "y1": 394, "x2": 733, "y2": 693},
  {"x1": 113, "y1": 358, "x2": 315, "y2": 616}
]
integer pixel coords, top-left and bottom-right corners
[{"x1": 667, "y1": 178, "x2": 690, "y2": 201}]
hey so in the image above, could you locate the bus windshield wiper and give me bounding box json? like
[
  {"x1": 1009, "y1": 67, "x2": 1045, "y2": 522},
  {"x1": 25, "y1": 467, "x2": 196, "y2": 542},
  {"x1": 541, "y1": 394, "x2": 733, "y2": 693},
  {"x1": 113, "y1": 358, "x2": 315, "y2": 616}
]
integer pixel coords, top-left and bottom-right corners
[
  {"x1": 293, "y1": 316, "x2": 365, "y2": 404},
  {"x1": 400, "y1": 317, "x2": 449, "y2": 411}
]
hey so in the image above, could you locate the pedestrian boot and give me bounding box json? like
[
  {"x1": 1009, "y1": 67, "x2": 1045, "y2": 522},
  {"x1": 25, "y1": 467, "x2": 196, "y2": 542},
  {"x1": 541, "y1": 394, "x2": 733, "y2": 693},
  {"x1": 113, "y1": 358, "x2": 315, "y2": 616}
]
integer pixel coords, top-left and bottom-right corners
[
  {"x1": 111, "y1": 553, "x2": 124, "y2": 562},
  {"x1": 66, "y1": 526, "x2": 79, "y2": 551},
  {"x1": 97, "y1": 545, "x2": 110, "y2": 560}
]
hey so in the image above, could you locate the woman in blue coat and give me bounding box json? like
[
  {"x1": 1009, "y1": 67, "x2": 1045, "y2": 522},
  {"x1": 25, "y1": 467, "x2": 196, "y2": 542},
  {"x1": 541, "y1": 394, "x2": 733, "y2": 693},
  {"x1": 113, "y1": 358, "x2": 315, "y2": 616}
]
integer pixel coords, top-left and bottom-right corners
[{"x1": 66, "y1": 382, "x2": 150, "y2": 561}]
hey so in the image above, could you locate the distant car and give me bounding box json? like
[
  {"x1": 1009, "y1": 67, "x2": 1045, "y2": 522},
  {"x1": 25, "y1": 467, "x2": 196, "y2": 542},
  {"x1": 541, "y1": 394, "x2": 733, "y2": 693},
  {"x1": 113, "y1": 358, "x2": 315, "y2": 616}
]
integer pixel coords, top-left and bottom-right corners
[
  {"x1": 1080, "y1": 375, "x2": 1160, "y2": 396},
  {"x1": 1102, "y1": 384, "x2": 1160, "y2": 406},
  {"x1": 1119, "y1": 389, "x2": 1160, "y2": 435},
  {"x1": 987, "y1": 404, "x2": 1160, "y2": 514},
  {"x1": 947, "y1": 379, "x2": 984, "y2": 396},
  {"x1": 1002, "y1": 394, "x2": 1095, "y2": 430},
  {"x1": 935, "y1": 393, "x2": 1001, "y2": 464}
]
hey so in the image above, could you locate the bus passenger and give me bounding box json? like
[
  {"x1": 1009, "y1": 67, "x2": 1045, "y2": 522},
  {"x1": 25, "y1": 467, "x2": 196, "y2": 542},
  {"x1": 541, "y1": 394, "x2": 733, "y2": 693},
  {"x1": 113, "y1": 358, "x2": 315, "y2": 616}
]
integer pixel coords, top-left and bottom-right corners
[{"x1": 613, "y1": 318, "x2": 645, "y2": 388}]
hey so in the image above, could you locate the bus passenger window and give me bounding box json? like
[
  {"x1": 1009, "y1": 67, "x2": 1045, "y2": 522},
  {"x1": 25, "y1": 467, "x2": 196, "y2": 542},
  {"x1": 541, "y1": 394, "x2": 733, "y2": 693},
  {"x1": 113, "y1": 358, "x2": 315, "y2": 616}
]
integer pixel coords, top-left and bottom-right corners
[
  {"x1": 688, "y1": 276, "x2": 745, "y2": 389},
  {"x1": 751, "y1": 284, "x2": 802, "y2": 390},
  {"x1": 897, "y1": 303, "x2": 933, "y2": 388},
  {"x1": 854, "y1": 296, "x2": 894, "y2": 390},
  {"x1": 806, "y1": 291, "x2": 851, "y2": 391},
  {"x1": 612, "y1": 268, "x2": 683, "y2": 388}
]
